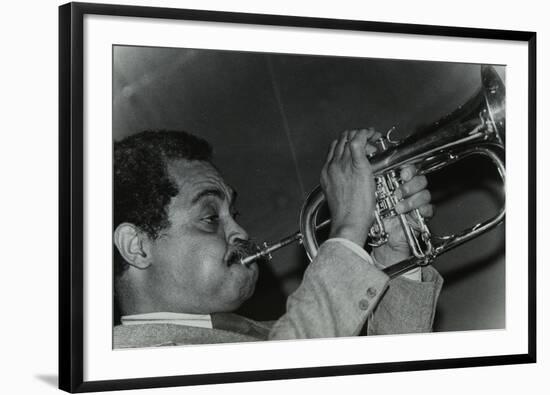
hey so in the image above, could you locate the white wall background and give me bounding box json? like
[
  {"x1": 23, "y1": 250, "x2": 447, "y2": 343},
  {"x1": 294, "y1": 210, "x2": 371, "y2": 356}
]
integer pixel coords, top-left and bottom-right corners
[{"x1": 0, "y1": 0, "x2": 546, "y2": 394}]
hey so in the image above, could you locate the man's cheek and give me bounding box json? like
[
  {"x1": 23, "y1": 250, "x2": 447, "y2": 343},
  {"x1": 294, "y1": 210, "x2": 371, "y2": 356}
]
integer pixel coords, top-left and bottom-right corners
[
  {"x1": 195, "y1": 253, "x2": 230, "y2": 289},
  {"x1": 191, "y1": 235, "x2": 226, "y2": 262}
]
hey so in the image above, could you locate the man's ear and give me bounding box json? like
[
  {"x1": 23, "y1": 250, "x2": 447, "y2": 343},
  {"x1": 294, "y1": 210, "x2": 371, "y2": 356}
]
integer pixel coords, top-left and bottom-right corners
[{"x1": 114, "y1": 223, "x2": 152, "y2": 270}]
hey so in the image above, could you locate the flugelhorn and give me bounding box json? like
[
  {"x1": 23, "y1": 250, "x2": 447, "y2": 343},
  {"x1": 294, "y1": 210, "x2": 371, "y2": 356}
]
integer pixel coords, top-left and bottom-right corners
[{"x1": 240, "y1": 65, "x2": 505, "y2": 279}]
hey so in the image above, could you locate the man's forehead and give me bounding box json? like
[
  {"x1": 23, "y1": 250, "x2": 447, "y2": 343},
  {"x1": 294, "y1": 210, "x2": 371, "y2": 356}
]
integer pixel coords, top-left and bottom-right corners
[{"x1": 167, "y1": 159, "x2": 235, "y2": 201}]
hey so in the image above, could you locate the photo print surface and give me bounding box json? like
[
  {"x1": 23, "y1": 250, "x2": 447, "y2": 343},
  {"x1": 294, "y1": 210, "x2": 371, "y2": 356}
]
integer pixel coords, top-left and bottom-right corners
[{"x1": 112, "y1": 45, "x2": 505, "y2": 349}]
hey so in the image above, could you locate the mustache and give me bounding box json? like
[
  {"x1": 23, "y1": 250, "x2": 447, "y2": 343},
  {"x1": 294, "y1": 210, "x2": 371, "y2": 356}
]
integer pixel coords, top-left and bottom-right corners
[{"x1": 227, "y1": 239, "x2": 266, "y2": 266}]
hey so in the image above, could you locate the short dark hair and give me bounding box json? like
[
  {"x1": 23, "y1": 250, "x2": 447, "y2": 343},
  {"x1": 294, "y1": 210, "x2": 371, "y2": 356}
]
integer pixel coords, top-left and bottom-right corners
[{"x1": 113, "y1": 130, "x2": 213, "y2": 275}]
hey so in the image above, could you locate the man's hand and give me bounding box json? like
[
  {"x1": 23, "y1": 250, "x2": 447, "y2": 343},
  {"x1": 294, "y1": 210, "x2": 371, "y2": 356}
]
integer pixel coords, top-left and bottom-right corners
[
  {"x1": 372, "y1": 165, "x2": 434, "y2": 268},
  {"x1": 320, "y1": 129, "x2": 379, "y2": 247}
]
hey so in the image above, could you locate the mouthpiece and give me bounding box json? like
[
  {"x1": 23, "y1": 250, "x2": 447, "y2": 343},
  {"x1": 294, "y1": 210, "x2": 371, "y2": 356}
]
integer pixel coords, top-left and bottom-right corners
[{"x1": 239, "y1": 232, "x2": 303, "y2": 267}]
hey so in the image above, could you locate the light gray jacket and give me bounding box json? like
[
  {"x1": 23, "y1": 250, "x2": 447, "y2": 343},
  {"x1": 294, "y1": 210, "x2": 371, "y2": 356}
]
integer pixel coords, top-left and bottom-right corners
[{"x1": 114, "y1": 241, "x2": 443, "y2": 348}]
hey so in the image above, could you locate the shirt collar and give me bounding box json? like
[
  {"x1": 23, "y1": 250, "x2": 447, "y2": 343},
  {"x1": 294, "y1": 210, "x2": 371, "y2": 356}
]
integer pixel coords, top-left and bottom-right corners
[{"x1": 120, "y1": 312, "x2": 213, "y2": 329}]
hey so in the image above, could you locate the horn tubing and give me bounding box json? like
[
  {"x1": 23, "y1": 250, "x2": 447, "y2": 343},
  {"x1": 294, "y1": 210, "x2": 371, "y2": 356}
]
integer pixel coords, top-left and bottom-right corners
[{"x1": 238, "y1": 65, "x2": 506, "y2": 279}]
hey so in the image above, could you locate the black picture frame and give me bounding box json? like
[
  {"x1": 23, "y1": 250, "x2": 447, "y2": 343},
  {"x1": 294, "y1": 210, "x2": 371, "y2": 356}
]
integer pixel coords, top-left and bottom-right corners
[{"x1": 59, "y1": 2, "x2": 537, "y2": 393}]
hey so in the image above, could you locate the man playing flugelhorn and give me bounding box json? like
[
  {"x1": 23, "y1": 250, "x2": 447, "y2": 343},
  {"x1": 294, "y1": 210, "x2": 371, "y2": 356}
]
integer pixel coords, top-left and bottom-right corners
[{"x1": 113, "y1": 128, "x2": 442, "y2": 347}]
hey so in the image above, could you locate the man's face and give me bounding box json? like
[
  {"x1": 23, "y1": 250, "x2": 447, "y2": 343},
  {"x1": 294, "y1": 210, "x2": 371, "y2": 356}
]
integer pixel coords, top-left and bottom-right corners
[{"x1": 142, "y1": 159, "x2": 258, "y2": 314}]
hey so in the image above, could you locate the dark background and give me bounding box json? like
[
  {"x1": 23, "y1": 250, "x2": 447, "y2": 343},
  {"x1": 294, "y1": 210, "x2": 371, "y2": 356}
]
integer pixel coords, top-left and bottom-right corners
[{"x1": 113, "y1": 45, "x2": 505, "y2": 331}]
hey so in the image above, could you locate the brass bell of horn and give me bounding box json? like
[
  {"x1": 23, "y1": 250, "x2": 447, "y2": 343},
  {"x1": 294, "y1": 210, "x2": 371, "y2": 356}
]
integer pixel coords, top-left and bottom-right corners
[{"x1": 241, "y1": 65, "x2": 505, "y2": 279}]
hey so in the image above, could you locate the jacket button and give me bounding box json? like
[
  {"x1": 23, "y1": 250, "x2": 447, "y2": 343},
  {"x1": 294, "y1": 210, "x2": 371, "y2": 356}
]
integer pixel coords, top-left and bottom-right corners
[
  {"x1": 359, "y1": 299, "x2": 370, "y2": 310},
  {"x1": 366, "y1": 287, "x2": 377, "y2": 298}
]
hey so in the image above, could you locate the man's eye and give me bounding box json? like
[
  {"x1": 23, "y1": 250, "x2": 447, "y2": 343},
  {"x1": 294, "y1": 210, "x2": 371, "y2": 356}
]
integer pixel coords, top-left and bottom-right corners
[
  {"x1": 231, "y1": 210, "x2": 241, "y2": 220},
  {"x1": 203, "y1": 215, "x2": 219, "y2": 224}
]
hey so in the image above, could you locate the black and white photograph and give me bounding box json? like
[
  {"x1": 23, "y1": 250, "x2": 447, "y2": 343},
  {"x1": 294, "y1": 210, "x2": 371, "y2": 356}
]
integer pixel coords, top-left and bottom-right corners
[
  {"x1": 55, "y1": 2, "x2": 537, "y2": 392},
  {"x1": 112, "y1": 46, "x2": 506, "y2": 348},
  {"x1": 3, "y1": 0, "x2": 546, "y2": 393}
]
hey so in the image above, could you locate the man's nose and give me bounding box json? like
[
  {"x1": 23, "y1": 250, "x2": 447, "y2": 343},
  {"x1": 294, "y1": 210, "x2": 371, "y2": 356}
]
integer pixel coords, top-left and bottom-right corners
[{"x1": 225, "y1": 218, "x2": 249, "y2": 245}]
